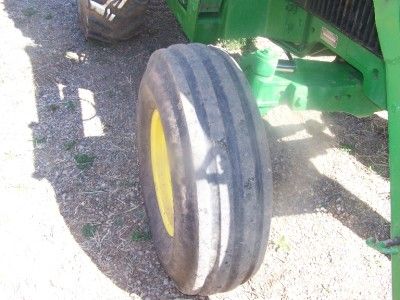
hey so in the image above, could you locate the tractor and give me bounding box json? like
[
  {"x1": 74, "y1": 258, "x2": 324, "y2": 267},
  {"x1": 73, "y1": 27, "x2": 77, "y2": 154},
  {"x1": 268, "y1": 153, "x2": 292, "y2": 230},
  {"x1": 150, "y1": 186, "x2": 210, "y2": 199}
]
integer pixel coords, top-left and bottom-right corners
[{"x1": 77, "y1": 0, "x2": 400, "y2": 297}]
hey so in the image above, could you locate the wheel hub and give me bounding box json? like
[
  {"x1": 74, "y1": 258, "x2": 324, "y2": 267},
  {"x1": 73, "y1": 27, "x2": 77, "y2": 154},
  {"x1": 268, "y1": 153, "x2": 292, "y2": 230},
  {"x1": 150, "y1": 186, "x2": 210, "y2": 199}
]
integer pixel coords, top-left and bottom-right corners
[{"x1": 150, "y1": 110, "x2": 174, "y2": 237}]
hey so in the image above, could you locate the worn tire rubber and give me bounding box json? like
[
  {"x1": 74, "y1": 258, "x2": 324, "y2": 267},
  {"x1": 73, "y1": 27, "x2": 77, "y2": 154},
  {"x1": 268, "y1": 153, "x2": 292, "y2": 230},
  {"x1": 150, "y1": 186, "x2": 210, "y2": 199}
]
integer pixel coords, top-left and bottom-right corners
[
  {"x1": 77, "y1": 0, "x2": 148, "y2": 43},
  {"x1": 137, "y1": 44, "x2": 273, "y2": 296}
]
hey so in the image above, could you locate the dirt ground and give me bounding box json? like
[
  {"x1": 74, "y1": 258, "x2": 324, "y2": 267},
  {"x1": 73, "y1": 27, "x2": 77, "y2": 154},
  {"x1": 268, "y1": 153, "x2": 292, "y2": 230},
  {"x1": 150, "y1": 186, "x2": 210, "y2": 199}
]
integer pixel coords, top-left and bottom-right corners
[{"x1": 0, "y1": 0, "x2": 392, "y2": 299}]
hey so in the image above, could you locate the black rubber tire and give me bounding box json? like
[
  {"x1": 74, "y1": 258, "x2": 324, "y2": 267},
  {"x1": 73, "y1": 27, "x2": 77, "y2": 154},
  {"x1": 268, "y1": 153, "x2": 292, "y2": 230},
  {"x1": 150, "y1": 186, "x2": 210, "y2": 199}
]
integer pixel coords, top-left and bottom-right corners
[
  {"x1": 77, "y1": 0, "x2": 148, "y2": 43},
  {"x1": 137, "y1": 44, "x2": 273, "y2": 296}
]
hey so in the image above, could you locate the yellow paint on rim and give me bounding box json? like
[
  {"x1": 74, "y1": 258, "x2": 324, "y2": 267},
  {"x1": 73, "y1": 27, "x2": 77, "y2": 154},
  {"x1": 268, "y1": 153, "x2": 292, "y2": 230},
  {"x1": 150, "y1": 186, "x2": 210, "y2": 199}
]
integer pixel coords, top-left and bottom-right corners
[{"x1": 150, "y1": 110, "x2": 174, "y2": 237}]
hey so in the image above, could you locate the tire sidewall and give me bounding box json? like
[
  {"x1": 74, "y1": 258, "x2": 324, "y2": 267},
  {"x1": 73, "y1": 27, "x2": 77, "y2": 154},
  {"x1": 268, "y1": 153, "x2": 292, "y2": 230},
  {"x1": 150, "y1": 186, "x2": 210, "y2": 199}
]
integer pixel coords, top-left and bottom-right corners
[{"x1": 137, "y1": 56, "x2": 199, "y2": 291}]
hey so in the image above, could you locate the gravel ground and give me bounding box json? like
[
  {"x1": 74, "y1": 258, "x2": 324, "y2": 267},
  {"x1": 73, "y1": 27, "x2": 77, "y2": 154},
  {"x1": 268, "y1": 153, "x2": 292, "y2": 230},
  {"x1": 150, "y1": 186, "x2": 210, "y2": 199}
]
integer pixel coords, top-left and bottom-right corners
[{"x1": 0, "y1": 0, "x2": 391, "y2": 299}]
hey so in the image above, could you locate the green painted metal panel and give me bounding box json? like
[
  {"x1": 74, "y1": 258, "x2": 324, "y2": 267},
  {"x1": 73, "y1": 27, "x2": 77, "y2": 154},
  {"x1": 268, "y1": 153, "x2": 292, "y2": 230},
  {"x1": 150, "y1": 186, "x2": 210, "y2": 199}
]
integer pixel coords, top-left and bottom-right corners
[
  {"x1": 304, "y1": 17, "x2": 386, "y2": 110},
  {"x1": 263, "y1": 2, "x2": 387, "y2": 110},
  {"x1": 166, "y1": 0, "x2": 200, "y2": 41},
  {"x1": 166, "y1": 0, "x2": 269, "y2": 43},
  {"x1": 219, "y1": 0, "x2": 269, "y2": 39},
  {"x1": 264, "y1": 0, "x2": 310, "y2": 44}
]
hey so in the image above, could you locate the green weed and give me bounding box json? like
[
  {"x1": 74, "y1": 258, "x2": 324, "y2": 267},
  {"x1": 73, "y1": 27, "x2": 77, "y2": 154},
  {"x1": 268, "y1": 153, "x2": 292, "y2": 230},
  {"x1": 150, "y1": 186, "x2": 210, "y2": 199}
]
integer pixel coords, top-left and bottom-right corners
[
  {"x1": 64, "y1": 140, "x2": 77, "y2": 151},
  {"x1": 74, "y1": 154, "x2": 95, "y2": 170},
  {"x1": 131, "y1": 229, "x2": 151, "y2": 242},
  {"x1": 64, "y1": 100, "x2": 76, "y2": 111},
  {"x1": 48, "y1": 104, "x2": 59, "y2": 112},
  {"x1": 82, "y1": 223, "x2": 97, "y2": 238},
  {"x1": 275, "y1": 235, "x2": 291, "y2": 252},
  {"x1": 119, "y1": 179, "x2": 135, "y2": 188},
  {"x1": 339, "y1": 143, "x2": 355, "y2": 153},
  {"x1": 33, "y1": 137, "x2": 46, "y2": 148},
  {"x1": 22, "y1": 7, "x2": 37, "y2": 17}
]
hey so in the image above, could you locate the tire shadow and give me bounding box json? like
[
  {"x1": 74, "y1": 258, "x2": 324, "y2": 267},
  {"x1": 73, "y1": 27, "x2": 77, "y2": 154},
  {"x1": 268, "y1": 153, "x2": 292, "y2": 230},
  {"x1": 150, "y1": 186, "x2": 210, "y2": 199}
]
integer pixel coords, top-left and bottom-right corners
[
  {"x1": 265, "y1": 109, "x2": 390, "y2": 242},
  {"x1": 322, "y1": 112, "x2": 388, "y2": 178}
]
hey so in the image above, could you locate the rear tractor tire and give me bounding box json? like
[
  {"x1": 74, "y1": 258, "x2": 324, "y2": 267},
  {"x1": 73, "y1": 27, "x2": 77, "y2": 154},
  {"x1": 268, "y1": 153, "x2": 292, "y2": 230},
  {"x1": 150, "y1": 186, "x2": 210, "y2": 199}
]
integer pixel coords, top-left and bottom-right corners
[
  {"x1": 77, "y1": 0, "x2": 148, "y2": 43},
  {"x1": 137, "y1": 43, "x2": 273, "y2": 295}
]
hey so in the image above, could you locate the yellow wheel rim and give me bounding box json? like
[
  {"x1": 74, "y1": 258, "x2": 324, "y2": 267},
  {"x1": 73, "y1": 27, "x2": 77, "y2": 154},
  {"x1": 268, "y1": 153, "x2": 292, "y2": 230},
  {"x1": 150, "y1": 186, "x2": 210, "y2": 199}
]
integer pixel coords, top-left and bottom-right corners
[{"x1": 150, "y1": 110, "x2": 174, "y2": 237}]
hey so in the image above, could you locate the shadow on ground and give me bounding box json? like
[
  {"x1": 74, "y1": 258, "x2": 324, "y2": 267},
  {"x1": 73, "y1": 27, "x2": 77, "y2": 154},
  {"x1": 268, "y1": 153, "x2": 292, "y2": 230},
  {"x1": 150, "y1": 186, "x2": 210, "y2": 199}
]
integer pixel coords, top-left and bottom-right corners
[
  {"x1": 267, "y1": 112, "x2": 390, "y2": 243},
  {"x1": 2, "y1": 0, "x2": 391, "y2": 298},
  {"x1": 3, "y1": 0, "x2": 194, "y2": 298}
]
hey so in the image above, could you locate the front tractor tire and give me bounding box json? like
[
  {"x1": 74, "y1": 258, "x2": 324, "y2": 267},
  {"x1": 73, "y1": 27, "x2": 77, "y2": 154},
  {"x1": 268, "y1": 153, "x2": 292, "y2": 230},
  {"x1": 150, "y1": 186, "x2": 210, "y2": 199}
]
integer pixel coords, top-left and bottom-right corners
[
  {"x1": 77, "y1": 0, "x2": 148, "y2": 43},
  {"x1": 137, "y1": 44, "x2": 273, "y2": 295}
]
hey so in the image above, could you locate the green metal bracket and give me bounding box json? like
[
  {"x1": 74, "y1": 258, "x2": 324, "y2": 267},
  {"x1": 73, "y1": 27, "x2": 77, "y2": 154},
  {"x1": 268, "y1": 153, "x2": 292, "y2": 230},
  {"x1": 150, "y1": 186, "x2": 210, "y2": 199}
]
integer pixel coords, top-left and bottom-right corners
[
  {"x1": 263, "y1": 2, "x2": 387, "y2": 110},
  {"x1": 366, "y1": 237, "x2": 400, "y2": 256},
  {"x1": 241, "y1": 49, "x2": 380, "y2": 117}
]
